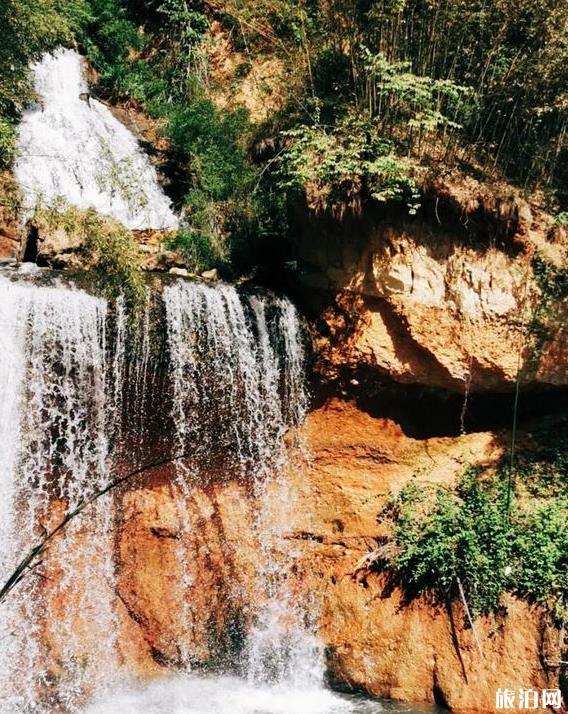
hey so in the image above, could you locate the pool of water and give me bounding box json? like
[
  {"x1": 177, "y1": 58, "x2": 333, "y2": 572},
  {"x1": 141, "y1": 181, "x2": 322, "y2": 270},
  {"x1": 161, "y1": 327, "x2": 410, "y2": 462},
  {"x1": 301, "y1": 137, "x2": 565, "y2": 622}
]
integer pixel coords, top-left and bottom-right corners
[{"x1": 84, "y1": 674, "x2": 443, "y2": 714}]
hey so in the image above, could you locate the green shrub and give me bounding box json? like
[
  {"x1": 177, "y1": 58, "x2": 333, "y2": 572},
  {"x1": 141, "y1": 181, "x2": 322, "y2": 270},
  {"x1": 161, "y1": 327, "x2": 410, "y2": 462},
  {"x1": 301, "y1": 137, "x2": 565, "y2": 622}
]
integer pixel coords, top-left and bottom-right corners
[
  {"x1": 85, "y1": 213, "x2": 146, "y2": 313},
  {"x1": 527, "y1": 256, "x2": 568, "y2": 372},
  {"x1": 33, "y1": 201, "x2": 145, "y2": 315},
  {"x1": 164, "y1": 101, "x2": 262, "y2": 271},
  {"x1": 0, "y1": 118, "x2": 16, "y2": 168},
  {"x1": 512, "y1": 503, "x2": 568, "y2": 621},
  {"x1": 386, "y1": 471, "x2": 511, "y2": 616},
  {"x1": 383, "y1": 464, "x2": 568, "y2": 622},
  {"x1": 278, "y1": 111, "x2": 420, "y2": 214},
  {"x1": 166, "y1": 227, "x2": 219, "y2": 274}
]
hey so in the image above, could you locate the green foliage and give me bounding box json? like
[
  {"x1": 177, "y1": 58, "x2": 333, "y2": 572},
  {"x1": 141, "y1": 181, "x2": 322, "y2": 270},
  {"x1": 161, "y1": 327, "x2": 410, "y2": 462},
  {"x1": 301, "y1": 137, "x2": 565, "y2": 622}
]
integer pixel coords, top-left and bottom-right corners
[
  {"x1": 277, "y1": 55, "x2": 469, "y2": 214},
  {"x1": 278, "y1": 111, "x2": 420, "y2": 214},
  {"x1": 158, "y1": 0, "x2": 208, "y2": 48},
  {"x1": 215, "y1": 0, "x2": 568, "y2": 201},
  {"x1": 527, "y1": 255, "x2": 568, "y2": 370},
  {"x1": 315, "y1": 0, "x2": 567, "y2": 195},
  {"x1": 361, "y1": 48, "x2": 473, "y2": 134},
  {"x1": 166, "y1": 228, "x2": 219, "y2": 273},
  {"x1": 0, "y1": 119, "x2": 16, "y2": 168},
  {"x1": 532, "y1": 255, "x2": 568, "y2": 305},
  {"x1": 68, "y1": 0, "x2": 145, "y2": 98},
  {"x1": 512, "y1": 503, "x2": 568, "y2": 622},
  {"x1": 383, "y1": 462, "x2": 568, "y2": 622},
  {"x1": 165, "y1": 100, "x2": 261, "y2": 270},
  {"x1": 514, "y1": 418, "x2": 568, "y2": 499},
  {"x1": 33, "y1": 201, "x2": 145, "y2": 314},
  {"x1": 85, "y1": 215, "x2": 146, "y2": 313},
  {"x1": 168, "y1": 101, "x2": 254, "y2": 203},
  {"x1": 386, "y1": 470, "x2": 511, "y2": 616}
]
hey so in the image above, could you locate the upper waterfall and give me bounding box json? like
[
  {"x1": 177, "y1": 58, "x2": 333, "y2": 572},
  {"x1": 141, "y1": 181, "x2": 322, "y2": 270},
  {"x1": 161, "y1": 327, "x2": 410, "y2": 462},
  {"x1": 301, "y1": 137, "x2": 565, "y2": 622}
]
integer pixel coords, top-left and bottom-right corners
[{"x1": 15, "y1": 48, "x2": 179, "y2": 231}]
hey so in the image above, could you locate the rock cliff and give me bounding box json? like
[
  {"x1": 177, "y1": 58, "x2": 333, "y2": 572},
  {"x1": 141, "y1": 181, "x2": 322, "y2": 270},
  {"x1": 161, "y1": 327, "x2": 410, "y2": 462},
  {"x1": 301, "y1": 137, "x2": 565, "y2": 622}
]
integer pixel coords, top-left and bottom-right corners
[
  {"x1": 2, "y1": 174, "x2": 566, "y2": 712},
  {"x1": 291, "y1": 178, "x2": 567, "y2": 394},
  {"x1": 71, "y1": 400, "x2": 560, "y2": 714}
]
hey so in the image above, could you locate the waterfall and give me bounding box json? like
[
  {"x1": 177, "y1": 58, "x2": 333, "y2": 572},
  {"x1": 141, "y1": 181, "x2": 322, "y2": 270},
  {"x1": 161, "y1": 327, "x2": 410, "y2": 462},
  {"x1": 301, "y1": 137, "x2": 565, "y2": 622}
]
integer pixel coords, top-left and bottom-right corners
[
  {"x1": 15, "y1": 48, "x2": 179, "y2": 231},
  {"x1": 0, "y1": 271, "x2": 339, "y2": 712},
  {"x1": 0, "y1": 272, "x2": 118, "y2": 711},
  {"x1": 163, "y1": 281, "x2": 322, "y2": 685},
  {"x1": 163, "y1": 281, "x2": 307, "y2": 480}
]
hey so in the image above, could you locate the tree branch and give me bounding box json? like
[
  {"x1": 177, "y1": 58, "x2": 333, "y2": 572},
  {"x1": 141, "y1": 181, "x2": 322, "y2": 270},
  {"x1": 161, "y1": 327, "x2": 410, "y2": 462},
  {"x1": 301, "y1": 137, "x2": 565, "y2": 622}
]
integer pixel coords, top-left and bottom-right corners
[{"x1": 0, "y1": 454, "x2": 188, "y2": 605}]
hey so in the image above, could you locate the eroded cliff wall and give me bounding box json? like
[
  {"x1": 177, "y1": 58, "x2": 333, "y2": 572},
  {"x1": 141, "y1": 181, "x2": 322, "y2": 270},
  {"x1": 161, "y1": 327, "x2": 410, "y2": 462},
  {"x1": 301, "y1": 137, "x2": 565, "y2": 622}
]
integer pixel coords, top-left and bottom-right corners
[
  {"x1": 290, "y1": 180, "x2": 567, "y2": 394},
  {"x1": 66, "y1": 401, "x2": 561, "y2": 714}
]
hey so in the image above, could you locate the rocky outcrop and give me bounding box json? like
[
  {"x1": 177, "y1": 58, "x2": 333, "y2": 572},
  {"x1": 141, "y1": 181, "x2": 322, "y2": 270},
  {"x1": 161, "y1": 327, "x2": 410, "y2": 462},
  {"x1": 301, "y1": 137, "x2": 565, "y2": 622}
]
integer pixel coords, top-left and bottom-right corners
[
  {"x1": 291, "y1": 184, "x2": 568, "y2": 393},
  {"x1": 28, "y1": 220, "x2": 185, "y2": 273},
  {"x1": 289, "y1": 402, "x2": 562, "y2": 713},
  {"x1": 45, "y1": 399, "x2": 556, "y2": 714}
]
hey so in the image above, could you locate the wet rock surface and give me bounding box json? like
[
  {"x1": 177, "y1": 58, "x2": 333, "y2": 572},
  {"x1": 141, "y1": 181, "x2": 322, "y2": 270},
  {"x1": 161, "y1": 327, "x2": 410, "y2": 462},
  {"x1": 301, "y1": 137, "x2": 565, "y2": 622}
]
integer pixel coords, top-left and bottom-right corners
[{"x1": 101, "y1": 400, "x2": 561, "y2": 713}]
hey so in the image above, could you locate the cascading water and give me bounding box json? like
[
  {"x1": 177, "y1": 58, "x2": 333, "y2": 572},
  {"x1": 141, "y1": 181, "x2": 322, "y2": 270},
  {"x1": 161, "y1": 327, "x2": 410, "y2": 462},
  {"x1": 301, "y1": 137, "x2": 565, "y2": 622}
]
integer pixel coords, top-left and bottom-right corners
[
  {"x1": 0, "y1": 269, "x2": 389, "y2": 713},
  {"x1": 163, "y1": 281, "x2": 307, "y2": 480},
  {"x1": 0, "y1": 272, "x2": 118, "y2": 711},
  {"x1": 163, "y1": 281, "x2": 321, "y2": 685},
  {"x1": 15, "y1": 48, "x2": 178, "y2": 231}
]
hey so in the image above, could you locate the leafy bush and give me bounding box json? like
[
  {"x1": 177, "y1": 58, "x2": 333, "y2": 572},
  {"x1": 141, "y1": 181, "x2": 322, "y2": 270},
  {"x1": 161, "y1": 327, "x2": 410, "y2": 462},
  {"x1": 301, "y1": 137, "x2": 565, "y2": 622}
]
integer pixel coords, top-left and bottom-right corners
[
  {"x1": 527, "y1": 256, "x2": 568, "y2": 371},
  {"x1": 360, "y1": 48, "x2": 473, "y2": 136},
  {"x1": 385, "y1": 471, "x2": 511, "y2": 616},
  {"x1": 0, "y1": 119, "x2": 16, "y2": 169},
  {"x1": 33, "y1": 201, "x2": 145, "y2": 314},
  {"x1": 166, "y1": 228, "x2": 219, "y2": 273},
  {"x1": 165, "y1": 100, "x2": 261, "y2": 269},
  {"x1": 276, "y1": 55, "x2": 470, "y2": 215},
  {"x1": 512, "y1": 503, "x2": 568, "y2": 621},
  {"x1": 167, "y1": 101, "x2": 254, "y2": 203},
  {"x1": 383, "y1": 465, "x2": 568, "y2": 622},
  {"x1": 85, "y1": 213, "x2": 146, "y2": 313},
  {"x1": 278, "y1": 111, "x2": 420, "y2": 214}
]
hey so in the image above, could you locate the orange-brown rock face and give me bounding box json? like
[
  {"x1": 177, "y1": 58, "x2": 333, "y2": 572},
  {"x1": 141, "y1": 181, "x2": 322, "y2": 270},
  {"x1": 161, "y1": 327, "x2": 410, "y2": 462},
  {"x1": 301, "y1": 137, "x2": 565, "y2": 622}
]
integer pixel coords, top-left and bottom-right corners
[
  {"x1": 291, "y1": 199, "x2": 567, "y2": 393},
  {"x1": 88, "y1": 400, "x2": 561, "y2": 713},
  {"x1": 286, "y1": 402, "x2": 560, "y2": 713},
  {"x1": 116, "y1": 468, "x2": 262, "y2": 672}
]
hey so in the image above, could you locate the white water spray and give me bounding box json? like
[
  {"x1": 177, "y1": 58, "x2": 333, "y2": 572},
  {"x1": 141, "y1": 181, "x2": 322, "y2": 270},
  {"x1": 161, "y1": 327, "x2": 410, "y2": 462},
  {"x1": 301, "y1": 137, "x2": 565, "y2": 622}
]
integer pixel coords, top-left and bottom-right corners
[
  {"x1": 15, "y1": 48, "x2": 178, "y2": 231},
  {"x1": 163, "y1": 280, "x2": 323, "y2": 689},
  {"x1": 0, "y1": 273, "x2": 118, "y2": 711}
]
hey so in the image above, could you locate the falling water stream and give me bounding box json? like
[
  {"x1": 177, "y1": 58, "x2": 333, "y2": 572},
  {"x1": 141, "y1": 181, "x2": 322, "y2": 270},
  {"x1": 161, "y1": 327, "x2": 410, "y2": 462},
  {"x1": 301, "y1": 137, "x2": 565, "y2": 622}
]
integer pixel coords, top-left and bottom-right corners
[
  {"x1": 15, "y1": 48, "x2": 178, "y2": 230},
  {"x1": 0, "y1": 271, "x2": 117, "y2": 710},
  {"x1": 0, "y1": 269, "x2": 395, "y2": 713},
  {"x1": 1, "y1": 48, "x2": 439, "y2": 714}
]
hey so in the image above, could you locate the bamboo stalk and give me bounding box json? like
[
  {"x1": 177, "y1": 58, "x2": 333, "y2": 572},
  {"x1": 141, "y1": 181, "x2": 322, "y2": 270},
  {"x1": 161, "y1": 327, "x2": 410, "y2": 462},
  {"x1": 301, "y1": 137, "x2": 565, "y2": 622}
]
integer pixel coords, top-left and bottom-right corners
[{"x1": 456, "y1": 576, "x2": 483, "y2": 658}]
